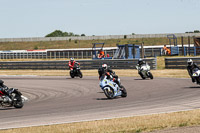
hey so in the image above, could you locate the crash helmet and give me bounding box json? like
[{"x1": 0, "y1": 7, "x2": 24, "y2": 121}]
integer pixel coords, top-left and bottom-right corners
[
  {"x1": 138, "y1": 58, "x2": 144, "y2": 65},
  {"x1": 70, "y1": 58, "x2": 74, "y2": 62},
  {"x1": 102, "y1": 64, "x2": 107, "y2": 70},
  {"x1": 187, "y1": 59, "x2": 193, "y2": 66}
]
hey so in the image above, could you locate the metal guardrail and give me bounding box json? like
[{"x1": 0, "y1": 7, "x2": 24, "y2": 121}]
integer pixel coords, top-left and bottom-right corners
[
  {"x1": 0, "y1": 58, "x2": 157, "y2": 70},
  {"x1": 165, "y1": 57, "x2": 200, "y2": 69}
]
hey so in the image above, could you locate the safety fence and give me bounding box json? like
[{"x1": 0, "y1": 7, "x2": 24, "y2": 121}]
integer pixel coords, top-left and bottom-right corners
[
  {"x1": 165, "y1": 57, "x2": 200, "y2": 69},
  {"x1": 0, "y1": 49, "x2": 116, "y2": 59},
  {"x1": 0, "y1": 33, "x2": 200, "y2": 42},
  {"x1": 0, "y1": 46, "x2": 199, "y2": 60},
  {"x1": 0, "y1": 58, "x2": 157, "y2": 70},
  {"x1": 0, "y1": 47, "x2": 172, "y2": 59}
]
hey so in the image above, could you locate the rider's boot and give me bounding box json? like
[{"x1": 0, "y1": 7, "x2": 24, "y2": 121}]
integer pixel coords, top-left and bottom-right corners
[{"x1": 115, "y1": 79, "x2": 122, "y2": 89}]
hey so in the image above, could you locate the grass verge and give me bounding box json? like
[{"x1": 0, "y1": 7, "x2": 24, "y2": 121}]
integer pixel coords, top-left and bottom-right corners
[
  {"x1": 0, "y1": 69, "x2": 190, "y2": 78},
  {"x1": 1, "y1": 109, "x2": 200, "y2": 133}
]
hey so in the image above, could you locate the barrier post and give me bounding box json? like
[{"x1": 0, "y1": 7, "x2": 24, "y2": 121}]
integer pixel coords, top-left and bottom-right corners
[
  {"x1": 181, "y1": 36, "x2": 184, "y2": 56},
  {"x1": 188, "y1": 36, "x2": 190, "y2": 56}
]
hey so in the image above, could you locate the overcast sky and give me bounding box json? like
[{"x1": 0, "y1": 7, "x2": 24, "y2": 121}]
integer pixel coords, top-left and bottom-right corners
[{"x1": 0, "y1": 0, "x2": 200, "y2": 38}]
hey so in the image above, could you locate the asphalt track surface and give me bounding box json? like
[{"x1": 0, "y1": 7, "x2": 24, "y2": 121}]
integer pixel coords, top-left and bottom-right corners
[{"x1": 0, "y1": 76, "x2": 200, "y2": 130}]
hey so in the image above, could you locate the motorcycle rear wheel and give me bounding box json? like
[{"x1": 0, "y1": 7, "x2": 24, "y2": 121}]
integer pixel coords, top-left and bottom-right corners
[{"x1": 139, "y1": 72, "x2": 146, "y2": 79}]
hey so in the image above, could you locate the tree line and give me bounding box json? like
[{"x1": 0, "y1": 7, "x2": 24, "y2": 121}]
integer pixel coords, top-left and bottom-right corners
[{"x1": 45, "y1": 30, "x2": 85, "y2": 37}]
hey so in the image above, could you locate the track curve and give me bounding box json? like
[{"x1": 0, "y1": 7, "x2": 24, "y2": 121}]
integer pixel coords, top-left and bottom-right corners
[{"x1": 0, "y1": 76, "x2": 200, "y2": 129}]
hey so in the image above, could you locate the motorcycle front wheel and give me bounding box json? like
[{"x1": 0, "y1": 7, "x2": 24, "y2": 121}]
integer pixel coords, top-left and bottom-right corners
[
  {"x1": 103, "y1": 87, "x2": 115, "y2": 99},
  {"x1": 79, "y1": 71, "x2": 83, "y2": 78},
  {"x1": 70, "y1": 71, "x2": 75, "y2": 78},
  {"x1": 148, "y1": 72, "x2": 153, "y2": 79},
  {"x1": 12, "y1": 93, "x2": 24, "y2": 108}
]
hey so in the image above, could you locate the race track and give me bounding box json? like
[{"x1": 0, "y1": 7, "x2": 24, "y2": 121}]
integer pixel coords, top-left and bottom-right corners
[{"x1": 0, "y1": 76, "x2": 200, "y2": 129}]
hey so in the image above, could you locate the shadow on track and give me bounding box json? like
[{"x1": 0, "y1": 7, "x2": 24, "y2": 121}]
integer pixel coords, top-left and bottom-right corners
[
  {"x1": 134, "y1": 79, "x2": 144, "y2": 80},
  {"x1": 182, "y1": 86, "x2": 200, "y2": 89},
  {"x1": 96, "y1": 97, "x2": 122, "y2": 100},
  {"x1": 96, "y1": 98, "x2": 111, "y2": 100},
  {"x1": 0, "y1": 107, "x2": 16, "y2": 110}
]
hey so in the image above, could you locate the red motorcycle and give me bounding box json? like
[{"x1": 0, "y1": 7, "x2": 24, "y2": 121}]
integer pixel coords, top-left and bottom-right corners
[
  {"x1": 0, "y1": 87, "x2": 27, "y2": 108},
  {"x1": 70, "y1": 62, "x2": 83, "y2": 78}
]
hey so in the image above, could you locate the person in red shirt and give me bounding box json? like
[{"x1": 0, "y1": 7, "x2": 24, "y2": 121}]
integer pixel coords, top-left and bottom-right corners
[{"x1": 68, "y1": 58, "x2": 80, "y2": 71}]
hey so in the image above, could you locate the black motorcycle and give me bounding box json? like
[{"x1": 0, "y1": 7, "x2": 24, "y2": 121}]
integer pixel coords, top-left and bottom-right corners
[
  {"x1": 70, "y1": 62, "x2": 83, "y2": 78},
  {"x1": 0, "y1": 87, "x2": 27, "y2": 108}
]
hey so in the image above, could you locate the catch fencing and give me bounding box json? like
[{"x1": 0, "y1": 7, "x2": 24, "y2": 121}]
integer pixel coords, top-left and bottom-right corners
[
  {"x1": 0, "y1": 33, "x2": 200, "y2": 42},
  {"x1": 0, "y1": 46, "x2": 170, "y2": 59},
  {"x1": 0, "y1": 58, "x2": 157, "y2": 70},
  {"x1": 0, "y1": 48, "x2": 116, "y2": 59},
  {"x1": 165, "y1": 57, "x2": 200, "y2": 69}
]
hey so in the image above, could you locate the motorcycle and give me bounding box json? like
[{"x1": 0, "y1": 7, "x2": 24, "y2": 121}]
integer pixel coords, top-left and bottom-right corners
[
  {"x1": 99, "y1": 75, "x2": 127, "y2": 99},
  {"x1": 70, "y1": 62, "x2": 83, "y2": 78},
  {"x1": 192, "y1": 68, "x2": 200, "y2": 84},
  {"x1": 136, "y1": 63, "x2": 153, "y2": 79},
  {"x1": 0, "y1": 87, "x2": 28, "y2": 108}
]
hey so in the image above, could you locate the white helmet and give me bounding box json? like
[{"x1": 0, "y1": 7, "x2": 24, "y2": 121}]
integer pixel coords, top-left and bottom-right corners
[
  {"x1": 102, "y1": 64, "x2": 107, "y2": 70},
  {"x1": 70, "y1": 58, "x2": 74, "y2": 62},
  {"x1": 187, "y1": 59, "x2": 193, "y2": 66}
]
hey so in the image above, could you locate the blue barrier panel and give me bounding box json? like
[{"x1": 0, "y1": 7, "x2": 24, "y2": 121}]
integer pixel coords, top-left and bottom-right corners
[{"x1": 171, "y1": 46, "x2": 179, "y2": 55}]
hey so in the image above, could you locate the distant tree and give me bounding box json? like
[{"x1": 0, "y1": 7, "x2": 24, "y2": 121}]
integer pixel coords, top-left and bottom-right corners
[
  {"x1": 81, "y1": 34, "x2": 86, "y2": 36},
  {"x1": 45, "y1": 30, "x2": 84, "y2": 37},
  {"x1": 185, "y1": 30, "x2": 200, "y2": 33},
  {"x1": 194, "y1": 30, "x2": 200, "y2": 33},
  {"x1": 132, "y1": 33, "x2": 135, "y2": 35},
  {"x1": 45, "y1": 30, "x2": 64, "y2": 37},
  {"x1": 34, "y1": 45, "x2": 38, "y2": 50}
]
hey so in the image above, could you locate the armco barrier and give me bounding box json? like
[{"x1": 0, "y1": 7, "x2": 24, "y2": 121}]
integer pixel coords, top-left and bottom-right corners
[
  {"x1": 165, "y1": 57, "x2": 200, "y2": 69},
  {"x1": 0, "y1": 58, "x2": 157, "y2": 70}
]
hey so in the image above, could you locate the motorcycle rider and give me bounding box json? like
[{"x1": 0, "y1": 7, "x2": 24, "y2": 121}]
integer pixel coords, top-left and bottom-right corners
[
  {"x1": 187, "y1": 59, "x2": 200, "y2": 83},
  {"x1": 137, "y1": 58, "x2": 146, "y2": 76},
  {"x1": 98, "y1": 64, "x2": 122, "y2": 88},
  {"x1": 68, "y1": 58, "x2": 80, "y2": 71}
]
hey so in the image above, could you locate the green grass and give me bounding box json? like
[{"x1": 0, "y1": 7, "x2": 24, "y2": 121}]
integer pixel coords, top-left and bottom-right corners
[{"x1": 0, "y1": 37, "x2": 192, "y2": 50}]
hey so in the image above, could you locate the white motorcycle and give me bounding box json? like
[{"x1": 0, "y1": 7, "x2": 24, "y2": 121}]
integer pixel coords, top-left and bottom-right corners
[
  {"x1": 136, "y1": 63, "x2": 153, "y2": 79},
  {"x1": 99, "y1": 75, "x2": 127, "y2": 99},
  {"x1": 192, "y1": 68, "x2": 200, "y2": 84}
]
